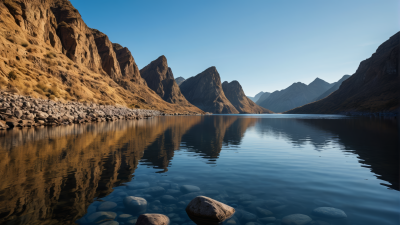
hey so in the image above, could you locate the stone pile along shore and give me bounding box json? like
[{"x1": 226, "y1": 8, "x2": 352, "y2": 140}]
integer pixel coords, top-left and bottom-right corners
[{"x1": 0, "y1": 91, "x2": 169, "y2": 130}]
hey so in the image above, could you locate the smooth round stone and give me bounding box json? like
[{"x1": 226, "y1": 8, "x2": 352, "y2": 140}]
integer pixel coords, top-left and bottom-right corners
[
  {"x1": 136, "y1": 213, "x2": 170, "y2": 225},
  {"x1": 281, "y1": 214, "x2": 312, "y2": 225},
  {"x1": 160, "y1": 195, "x2": 176, "y2": 204},
  {"x1": 258, "y1": 217, "x2": 276, "y2": 223},
  {"x1": 255, "y1": 207, "x2": 273, "y2": 217},
  {"x1": 118, "y1": 214, "x2": 133, "y2": 221},
  {"x1": 186, "y1": 196, "x2": 235, "y2": 225},
  {"x1": 180, "y1": 185, "x2": 201, "y2": 194},
  {"x1": 235, "y1": 209, "x2": 257, "y2": 222},
  {"x1": 99, "y1": 221, "x2": 119, "y2": 225},
  {"x1": 127, "y1": 182, "x2": 150, "y2": 190},
  {"x1": 123, "y1": 196, "x2": 147, "y2": 214},
  {"x1": 126, "y1": 218, "x2": 138, "y2": 225},
  {"x1": 165, "y1": 189, "x2": 181, "y2": 197},
  {"x1": 312, "y1": 207, "x2": 347, "y2": 219},
  {"x1": 143, "y1": 186, "x2": 166, "y2": 196},
  {"x1": 179, "y1": 192, "x2": 203, "y2": 201},
  {"x1": 97, "y1": 201, "x2": 118, "y2": 211},
  {"x1": 245, "y1": 223, "x2": 262, "y2": 225},
  {"x1": 87, "y1": 211, "x2": 117, "y2": 223}
]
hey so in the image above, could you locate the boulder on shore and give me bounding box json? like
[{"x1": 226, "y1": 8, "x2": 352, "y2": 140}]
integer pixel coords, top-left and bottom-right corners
[{"x1": 185, "y1": 196, "x2": 235, "y2": 225}]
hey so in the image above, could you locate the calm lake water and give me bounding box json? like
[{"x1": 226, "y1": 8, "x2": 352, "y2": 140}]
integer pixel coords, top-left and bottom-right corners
[{"x1": 0, "y1": 115, "x2": 398, "y2": 225}]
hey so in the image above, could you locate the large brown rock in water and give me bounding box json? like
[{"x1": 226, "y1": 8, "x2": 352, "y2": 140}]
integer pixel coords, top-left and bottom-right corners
[
  {"x1": 136, "y1": 213, "x2": 170, "y2": 225},
  {"x1": 186, "y1": 196, "x2": 235, "y2": 225},
  {"x1": 222, "y1": 81, "x2": 273, "y2": 114},
  {"x1": 180, "y1": 67, "x2": 239, "y2": 114}
]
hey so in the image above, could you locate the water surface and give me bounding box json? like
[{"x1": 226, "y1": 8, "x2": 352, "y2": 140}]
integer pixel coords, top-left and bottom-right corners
[{"x1": 0, "y1": 115, "x2": 398, "y2": 225}]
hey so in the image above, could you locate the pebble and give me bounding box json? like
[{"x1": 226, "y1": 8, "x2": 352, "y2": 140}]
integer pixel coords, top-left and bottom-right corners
[
  {"x1": 87, "y1": 211, "x2": 117, "y2": 223},
  {"x1": 180, "y1": 185, "x2": 201, "y2": 194},
  {"x1": 255, "y1": 207, "x2": 273, "y2": 217},
  {"x1": 123, "y1": 196, "x2": 147, "y2": 214},
  {"x1": 312, "y1": 207, "x2": 347, "y2": 219},
  {"x1": 281, "y1": 214, "x2": 312, "y2": 225},
  {"x1": 97, "y1": 201, "x2": 118, "y2": 211},
  {"x1": 160, "y1": 195, "x2": 176, "y2": 204},
  {"x1": 143, "y1": 186, "x2": 166, "y2": 196}
]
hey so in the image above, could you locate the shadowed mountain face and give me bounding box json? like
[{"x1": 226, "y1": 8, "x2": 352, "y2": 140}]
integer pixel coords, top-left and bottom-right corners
[
  {"x1": 254, "y1": 92, "x2": 271, "y2": 104},
  {"x1": 257, "y1": 78, "x2": 333, "y2": 113},
  {"x1": 175, "y1": 77, "x2": 186, "y2": 86},
  {"x1": 287, "y1": 32, "x2": 399, "y2": 115},
  {"x1": 222, "y1": 81, "x2": 273, "y2": 114},
  {"x1": 180, "y1": 67, "x2": 239, "y2": 114},
  {"x1": 248, "y1": 91, "x2": 266, "y2": 102},
  {"x1": 313, "y1": 75, "x2": 350, "y2": 102},
  {"x1": 140, "y1": 56, "x2": 203, "y2": 113}
]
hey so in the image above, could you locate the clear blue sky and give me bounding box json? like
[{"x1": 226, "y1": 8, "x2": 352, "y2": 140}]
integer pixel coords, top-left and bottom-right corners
[{"x1": 70, "y1": 0, "x2": 399, "y2": 96}]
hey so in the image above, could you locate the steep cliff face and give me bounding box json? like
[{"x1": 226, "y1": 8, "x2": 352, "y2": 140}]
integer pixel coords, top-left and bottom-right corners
[
  {"x1": 222, "y1": 81, "x2": 273, "y2": 114},
  {"x1": 140, "y1": 56, "x2": 202, "y2": 113},
  {"x1": 258, "y1": 78, "x2": 333, "y2": 113},
  {"x1": 91, "y1": 29, "x2": 122, "y2": 79},
  {"x1": 0, "y1": 0, "x2": 202, "y2": 114},
  {"x1": 112, "y1": 43, "x2": 145, "y2": 85},
  {"x1": 180, "y1": 67, "x2": 239, "y2": 114},
  {"x1": 287, "y1": 32, "x2": 399, "y2": 115}
]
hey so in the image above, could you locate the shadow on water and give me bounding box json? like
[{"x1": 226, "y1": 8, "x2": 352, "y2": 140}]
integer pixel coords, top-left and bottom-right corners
[{"x1": 0, "y1": 115, "x2": 397, "y2": 224}]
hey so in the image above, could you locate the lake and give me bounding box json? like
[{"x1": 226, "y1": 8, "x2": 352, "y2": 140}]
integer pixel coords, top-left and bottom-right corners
[{"x1": 0, "y1": 115, "x2": 398, "y2": 225}]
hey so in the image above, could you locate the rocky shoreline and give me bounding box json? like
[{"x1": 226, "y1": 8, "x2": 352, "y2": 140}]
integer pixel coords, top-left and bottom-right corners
[{"x1": 0, "y1": 90, "x2": 174, "y2": 130}]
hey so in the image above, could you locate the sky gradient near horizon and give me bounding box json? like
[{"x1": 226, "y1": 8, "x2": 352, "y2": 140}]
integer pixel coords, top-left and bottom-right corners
[{"x1": 70, "y1": 0, "x2": 399, "y2": 96}]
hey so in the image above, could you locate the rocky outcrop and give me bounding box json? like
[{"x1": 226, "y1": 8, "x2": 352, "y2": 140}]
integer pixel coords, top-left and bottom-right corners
[
  {"x1": 287, "y1": 32, "x2": 399, "y2": 115},
  {"x1": 257, "y1": 78, "x2": 333, "y2": 113},
  {"x1": 0, "y1": 90, "x2": 162, "y2": 129},
  {"x1": 112, "y1": 43, "x2": 145, "y2": 85},
  {"x1": 313, "y1": 75, "x2": 350, "y2": 101},
  {"x1": 91, "y1": 29, "x2": 122, "y2": 79},
  {"x1": 0, "y1": 0, "x2": 204, "y2": 114},
  {"x1": 175, "y1": 76, "x2": 185, "y2": 86},
  {"x1": 186, "y1": 196, "x2": 235, "y2": 225},
  {"x1": 222, "y1": 81, "x2": 273, "y2": 114},
  {"x1": 180, "y1": 67, "x2": 239, "y2": 114}
]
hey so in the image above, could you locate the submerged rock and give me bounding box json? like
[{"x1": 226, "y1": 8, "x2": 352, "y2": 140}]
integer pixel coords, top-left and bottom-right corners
[
  {"x1": 127, "y1": 182, "x2": 151, "y2": 190},
  {"x1": 281, "y1": 214, "x2": 312, "y2": 225},
  {"x1": 180, "y1": 185, "x2": 201, "y2": 194},
  {"x1": 185, "y1": 196, "x2": 235, "y2": 225},
  {"x1": 123, "y1": 196, "x2": 147, "y2": 214},
  {"x1": 160, "y1": 195, "x2": 177, "y2": 204},
  {"x1": 97, "y1": 201, "x2": 117, "y2": 211},
  {"x1": 87, "y1": 211, "x2": 117, "y2": 223},
  {"x1": 99, "y1": 221, "x2": 119, "y2": 225},
  {"x1": 136, "y1": 213, "x2": 170, "y2": 225},
  {"x1": 312, "y1": 207, "x2": 347, "y2": 219},
  {"x1": 255, "y1": 207, "x2": 273, "y2": 217},
  {"x1": 143, "y1": 186, "x2": 166, "y2": 196}
]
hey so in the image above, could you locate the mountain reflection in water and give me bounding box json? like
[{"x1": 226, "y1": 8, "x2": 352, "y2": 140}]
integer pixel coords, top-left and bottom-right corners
[{"x1": 0, "y1": 115, "x2": 398, "y2": 225}]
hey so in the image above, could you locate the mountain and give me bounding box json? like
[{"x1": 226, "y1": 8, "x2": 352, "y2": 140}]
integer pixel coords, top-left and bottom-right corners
[
  {"x1": 180, "y1": 67, "x2": 239, "y2": 114},
  {"x1": 257, "y1": 78, "x2": 333, "y2": 113},
  {"x1": 255, "y1": 92, "x2": 271, "y2": 105},
  {"x1": 247, "y1": 91, "x2": 266, "y2": 102},
  {"x1": 287, "y1": 32, "x2": 399, "y2": 115},
  {"x1": 175, "y1": 77, "x2": 185, "y2": 86},
  {"x1": 222, "y1": 81, "x2": 273, "y2": 114},
  {"x1": 140, "y1": 56, "x2": 202, "y2": 113},
  {"x1": 0, "y1": 0, "x2": 201, "y2": 114},
  {"x1": 313, "y1": 75, "x2": 350, "y2": 102}
]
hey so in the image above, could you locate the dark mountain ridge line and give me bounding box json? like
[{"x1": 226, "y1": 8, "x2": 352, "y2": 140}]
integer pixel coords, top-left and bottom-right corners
[{"x1": 286, "y1": 31, "x2": 399, "y2": 117}]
